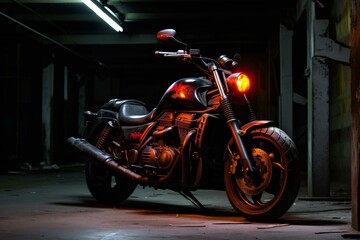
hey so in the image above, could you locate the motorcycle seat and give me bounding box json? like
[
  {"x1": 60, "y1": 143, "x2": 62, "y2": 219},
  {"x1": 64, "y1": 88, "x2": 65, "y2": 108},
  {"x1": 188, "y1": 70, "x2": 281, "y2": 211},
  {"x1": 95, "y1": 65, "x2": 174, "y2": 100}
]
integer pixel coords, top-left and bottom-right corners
[
  {"x1": 118, "y1": 101, "x2": 156, "y2": 126},
  {"x1": 101, "y1": 99, "x2": 156, "y2": 126}
]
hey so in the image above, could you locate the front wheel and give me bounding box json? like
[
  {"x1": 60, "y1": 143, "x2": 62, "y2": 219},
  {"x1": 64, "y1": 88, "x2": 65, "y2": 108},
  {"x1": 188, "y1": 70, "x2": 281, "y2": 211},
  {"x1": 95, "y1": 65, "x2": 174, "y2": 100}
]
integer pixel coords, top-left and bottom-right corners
[{"x1": 224, "y1": 127, "x2": 301, "y2": 221}]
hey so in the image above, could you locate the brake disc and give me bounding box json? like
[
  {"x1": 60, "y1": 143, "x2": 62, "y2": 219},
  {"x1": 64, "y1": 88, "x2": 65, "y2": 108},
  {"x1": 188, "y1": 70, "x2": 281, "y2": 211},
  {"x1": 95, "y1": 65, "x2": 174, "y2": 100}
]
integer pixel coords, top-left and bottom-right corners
[{"x1": 236, "y1": 148, "x2": 273, "y2": 195}]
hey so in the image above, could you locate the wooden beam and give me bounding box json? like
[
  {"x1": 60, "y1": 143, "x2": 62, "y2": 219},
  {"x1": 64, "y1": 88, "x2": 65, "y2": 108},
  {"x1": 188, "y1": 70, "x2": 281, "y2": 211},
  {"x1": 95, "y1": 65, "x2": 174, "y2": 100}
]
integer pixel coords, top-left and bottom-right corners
[{"x1": 351, "y1": 0, "x2": 360, "y2": 231}]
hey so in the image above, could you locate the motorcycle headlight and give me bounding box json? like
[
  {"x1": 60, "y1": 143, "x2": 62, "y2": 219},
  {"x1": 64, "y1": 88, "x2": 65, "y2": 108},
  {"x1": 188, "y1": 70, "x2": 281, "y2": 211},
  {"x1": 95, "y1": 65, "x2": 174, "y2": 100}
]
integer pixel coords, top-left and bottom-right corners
[{"x1": 226, "y1": 72, "x2": 251, "y2": 93}]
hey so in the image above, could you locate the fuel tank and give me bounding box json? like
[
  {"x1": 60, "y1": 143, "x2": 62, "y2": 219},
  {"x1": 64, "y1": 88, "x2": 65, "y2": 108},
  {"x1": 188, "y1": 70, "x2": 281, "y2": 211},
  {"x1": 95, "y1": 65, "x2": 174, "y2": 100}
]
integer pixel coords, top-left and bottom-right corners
[{"x1": 156, "y1": 77, "x2": 214, "y2": 112}]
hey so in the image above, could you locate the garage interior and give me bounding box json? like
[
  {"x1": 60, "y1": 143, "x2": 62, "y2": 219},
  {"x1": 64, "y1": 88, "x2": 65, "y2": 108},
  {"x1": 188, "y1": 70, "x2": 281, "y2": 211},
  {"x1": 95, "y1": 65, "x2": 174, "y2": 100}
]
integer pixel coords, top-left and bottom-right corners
[{"x1": 0, "y1": 0, "x2": 359, "y2": 238}]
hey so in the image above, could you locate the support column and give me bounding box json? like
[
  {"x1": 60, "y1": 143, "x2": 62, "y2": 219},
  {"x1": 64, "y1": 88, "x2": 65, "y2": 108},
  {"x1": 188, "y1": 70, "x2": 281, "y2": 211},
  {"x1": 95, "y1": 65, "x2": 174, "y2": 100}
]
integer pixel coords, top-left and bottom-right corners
[
  {"x1": 308, "y1": 56, "x2": 330, "y2": 197},
  {"x1": 42, "y1": 62, "x2": 54, "y2": 165},
  {"x1": 306, "y1": 3, "x2": 330, "y2": 197},
  {"x1": 279, "y1": 24, "x2": 293, "y2": 138},
  {"x1": 42, "y1": 56, "x2": 66, "y2": 166}
]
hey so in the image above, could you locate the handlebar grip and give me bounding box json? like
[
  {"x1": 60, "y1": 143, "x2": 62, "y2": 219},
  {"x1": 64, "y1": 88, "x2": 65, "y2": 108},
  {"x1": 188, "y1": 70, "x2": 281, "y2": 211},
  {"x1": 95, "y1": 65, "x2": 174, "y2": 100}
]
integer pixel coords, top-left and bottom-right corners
[{"x1": 154, "y1": 51, "x2": 167, "y2": 57}]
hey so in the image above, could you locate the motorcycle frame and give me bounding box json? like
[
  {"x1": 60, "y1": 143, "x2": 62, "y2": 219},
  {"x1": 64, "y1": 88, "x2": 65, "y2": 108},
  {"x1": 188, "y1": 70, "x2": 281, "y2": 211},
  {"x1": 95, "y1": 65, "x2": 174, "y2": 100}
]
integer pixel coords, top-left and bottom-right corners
[{"x1": 75, "y1": 89, "x2": 274, "y2": 191}]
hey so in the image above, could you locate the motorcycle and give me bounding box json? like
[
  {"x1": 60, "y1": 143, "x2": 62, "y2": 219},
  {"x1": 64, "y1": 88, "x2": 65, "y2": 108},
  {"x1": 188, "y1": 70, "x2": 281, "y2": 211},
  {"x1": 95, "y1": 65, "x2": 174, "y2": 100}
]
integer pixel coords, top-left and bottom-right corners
[{"x1": 67, "y1": 29, "x2": 301, "y2": 221}]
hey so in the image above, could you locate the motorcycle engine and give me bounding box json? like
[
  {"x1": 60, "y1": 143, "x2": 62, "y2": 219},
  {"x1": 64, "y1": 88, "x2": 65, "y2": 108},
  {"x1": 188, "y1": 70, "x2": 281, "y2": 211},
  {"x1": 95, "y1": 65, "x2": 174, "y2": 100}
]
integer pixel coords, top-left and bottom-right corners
[{"x1": 140, "y1": 145, "x2": 177, "y2": 170}]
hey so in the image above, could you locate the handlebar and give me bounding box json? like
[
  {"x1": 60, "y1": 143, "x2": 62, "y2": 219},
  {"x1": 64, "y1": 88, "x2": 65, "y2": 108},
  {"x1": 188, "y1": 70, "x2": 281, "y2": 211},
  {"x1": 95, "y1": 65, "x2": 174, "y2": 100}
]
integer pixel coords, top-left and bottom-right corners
[
  {"x1": 154, "y1": 49, "x2": 240, "y2": 75},
  {"x1": 155, "y1": 50, "x2": 192, "y2": 59}
]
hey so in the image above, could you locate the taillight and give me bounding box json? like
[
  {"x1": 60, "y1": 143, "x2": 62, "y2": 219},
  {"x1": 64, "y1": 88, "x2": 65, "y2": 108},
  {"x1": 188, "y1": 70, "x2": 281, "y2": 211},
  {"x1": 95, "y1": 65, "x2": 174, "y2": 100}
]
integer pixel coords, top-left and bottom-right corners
[{"x1": 227, "y1": 72, "x2": 251, "y2": 93}]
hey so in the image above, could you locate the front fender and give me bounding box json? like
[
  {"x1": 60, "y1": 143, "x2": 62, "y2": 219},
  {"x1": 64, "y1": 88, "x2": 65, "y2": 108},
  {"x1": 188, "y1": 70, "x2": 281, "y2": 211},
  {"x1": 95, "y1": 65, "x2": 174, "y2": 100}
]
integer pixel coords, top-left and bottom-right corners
[{"x1": 239, "y1": 120, "x2": 275, "y2": 136}]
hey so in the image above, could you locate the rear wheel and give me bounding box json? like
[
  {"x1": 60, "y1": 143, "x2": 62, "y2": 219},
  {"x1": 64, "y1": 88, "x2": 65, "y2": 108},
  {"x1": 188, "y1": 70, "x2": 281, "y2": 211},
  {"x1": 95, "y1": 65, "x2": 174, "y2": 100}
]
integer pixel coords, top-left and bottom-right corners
[
  {"x1": 224, "y1": 127, "x2": 301, "y2": 221},
  {"x1": 85, "y1": 126, "x2": 137, "y2": 204}
]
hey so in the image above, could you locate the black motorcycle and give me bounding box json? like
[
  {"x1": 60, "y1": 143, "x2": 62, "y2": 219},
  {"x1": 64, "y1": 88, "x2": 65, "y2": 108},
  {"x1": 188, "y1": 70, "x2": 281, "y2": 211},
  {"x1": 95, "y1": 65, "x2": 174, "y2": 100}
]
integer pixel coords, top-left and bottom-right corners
[{"x1": 67, "y1": 29, "x2": 301, "y2": 221}]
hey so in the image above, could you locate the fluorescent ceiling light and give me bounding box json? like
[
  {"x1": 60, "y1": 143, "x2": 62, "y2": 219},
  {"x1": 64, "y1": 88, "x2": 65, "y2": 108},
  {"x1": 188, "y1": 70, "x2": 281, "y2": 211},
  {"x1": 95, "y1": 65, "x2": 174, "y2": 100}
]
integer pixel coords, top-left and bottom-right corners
[{"x1": 82, "y1": 0, "x2": 123, "y2": 32}]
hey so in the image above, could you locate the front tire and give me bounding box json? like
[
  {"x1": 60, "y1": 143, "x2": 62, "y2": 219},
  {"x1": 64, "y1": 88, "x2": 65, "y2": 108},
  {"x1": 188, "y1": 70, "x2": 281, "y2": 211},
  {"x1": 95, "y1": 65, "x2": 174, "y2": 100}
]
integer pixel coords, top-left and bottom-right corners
[
  {"x1": 224, "y1": 127, "x2": 301, "y2": 221},
  {"x1": 85, "y1": 126, "x2": 138, "y2": 204}
]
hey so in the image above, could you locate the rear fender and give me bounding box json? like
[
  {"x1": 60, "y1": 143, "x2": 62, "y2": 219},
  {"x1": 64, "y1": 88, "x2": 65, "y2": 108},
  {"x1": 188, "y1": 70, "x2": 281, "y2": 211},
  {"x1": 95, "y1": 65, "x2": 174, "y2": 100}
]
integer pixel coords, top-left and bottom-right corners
[{"x1": 83, "y1": 109, "x2": 118, "y2": 139}]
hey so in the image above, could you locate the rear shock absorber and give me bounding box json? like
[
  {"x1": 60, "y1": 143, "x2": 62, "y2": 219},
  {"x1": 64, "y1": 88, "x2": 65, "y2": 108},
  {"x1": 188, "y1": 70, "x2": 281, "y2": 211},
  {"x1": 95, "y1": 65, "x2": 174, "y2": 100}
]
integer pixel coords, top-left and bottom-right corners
[{"x1": 96, "y1": 121, "x2": 116, "y2": 149}]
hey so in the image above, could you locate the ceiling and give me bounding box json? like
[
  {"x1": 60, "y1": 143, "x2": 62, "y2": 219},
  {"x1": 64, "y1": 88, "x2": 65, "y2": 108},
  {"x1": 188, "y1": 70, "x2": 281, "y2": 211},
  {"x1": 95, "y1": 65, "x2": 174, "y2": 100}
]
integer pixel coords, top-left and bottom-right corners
[{"x1": 0, "y1": 0, "x2": 297, "y2": 71}]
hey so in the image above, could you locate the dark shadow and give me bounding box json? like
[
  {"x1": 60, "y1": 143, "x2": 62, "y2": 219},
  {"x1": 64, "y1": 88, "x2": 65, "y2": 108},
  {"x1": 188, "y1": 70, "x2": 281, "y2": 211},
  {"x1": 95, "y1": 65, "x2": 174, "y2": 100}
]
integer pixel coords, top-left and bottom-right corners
[
  {"x1": 52, "y1": 195, "x2": 239, "y2": 217},
  {"x1": 52, "y1": 195, "x2": 350, "y2": 226},
  {"x1": 341, "y1": 234, "x2": 360, "y2": 239}
]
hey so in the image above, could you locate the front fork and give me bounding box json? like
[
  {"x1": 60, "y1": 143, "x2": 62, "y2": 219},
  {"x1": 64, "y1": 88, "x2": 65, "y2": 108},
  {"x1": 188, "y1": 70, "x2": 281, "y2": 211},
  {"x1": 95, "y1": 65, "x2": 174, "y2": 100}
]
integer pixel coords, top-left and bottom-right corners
[
  {"x1": 222, "y1": 99, "x2": 259, "y2": 176},
  {"x1": 209, "y1": 63, "x2": 259, "y2": 180}
]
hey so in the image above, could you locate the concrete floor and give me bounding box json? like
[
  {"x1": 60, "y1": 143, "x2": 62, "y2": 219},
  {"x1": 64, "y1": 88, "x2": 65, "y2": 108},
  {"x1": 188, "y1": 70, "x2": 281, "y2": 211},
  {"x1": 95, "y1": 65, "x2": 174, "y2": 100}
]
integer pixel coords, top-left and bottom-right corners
[{"x1": 0, "y1": 164, "x2": 359, "y2": 240}]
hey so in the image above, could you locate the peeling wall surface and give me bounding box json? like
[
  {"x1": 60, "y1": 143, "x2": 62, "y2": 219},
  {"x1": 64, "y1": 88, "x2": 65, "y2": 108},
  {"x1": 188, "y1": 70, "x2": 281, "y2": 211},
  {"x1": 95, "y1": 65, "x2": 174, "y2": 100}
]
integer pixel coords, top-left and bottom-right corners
[{"x1": 350, "y1": 0, "x2": 360, "y2": 231}]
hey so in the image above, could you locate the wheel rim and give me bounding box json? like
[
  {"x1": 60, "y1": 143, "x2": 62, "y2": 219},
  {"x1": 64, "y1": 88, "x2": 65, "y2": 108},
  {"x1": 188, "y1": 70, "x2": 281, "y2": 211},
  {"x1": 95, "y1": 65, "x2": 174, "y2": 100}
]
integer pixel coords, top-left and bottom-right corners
[
  {"x1": 89, "y1": 161, "x2": 118, "y2": 189},
  {"x1": 228, "y1": 137, "x2": 287, "y2": 210}
]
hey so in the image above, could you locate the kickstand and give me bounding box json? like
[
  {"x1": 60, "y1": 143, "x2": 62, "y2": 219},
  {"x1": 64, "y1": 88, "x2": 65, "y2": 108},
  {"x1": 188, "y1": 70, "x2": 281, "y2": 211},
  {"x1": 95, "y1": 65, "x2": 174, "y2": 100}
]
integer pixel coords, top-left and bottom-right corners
[{"x1": 178, "y1": 190, "x2": 206, "y2": 210}]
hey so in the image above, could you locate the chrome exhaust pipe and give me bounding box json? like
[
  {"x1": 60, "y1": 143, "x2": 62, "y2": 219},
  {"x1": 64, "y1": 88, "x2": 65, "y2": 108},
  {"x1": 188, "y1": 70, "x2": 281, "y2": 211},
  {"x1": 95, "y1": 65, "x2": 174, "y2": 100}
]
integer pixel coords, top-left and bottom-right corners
[{"x1": 67, "y1": 137, "x2": 147, "y2": 183}]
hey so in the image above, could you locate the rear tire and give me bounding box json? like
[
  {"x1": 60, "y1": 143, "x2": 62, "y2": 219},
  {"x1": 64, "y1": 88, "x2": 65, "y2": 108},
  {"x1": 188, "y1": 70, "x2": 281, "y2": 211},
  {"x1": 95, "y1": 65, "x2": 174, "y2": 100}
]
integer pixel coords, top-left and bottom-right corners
[
  {"x1": 85, "y1": 126, "x2": 137, "y2": 204},
  {"x1": 224, "y1": 127, "x2": 301, "y2": 221}
]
